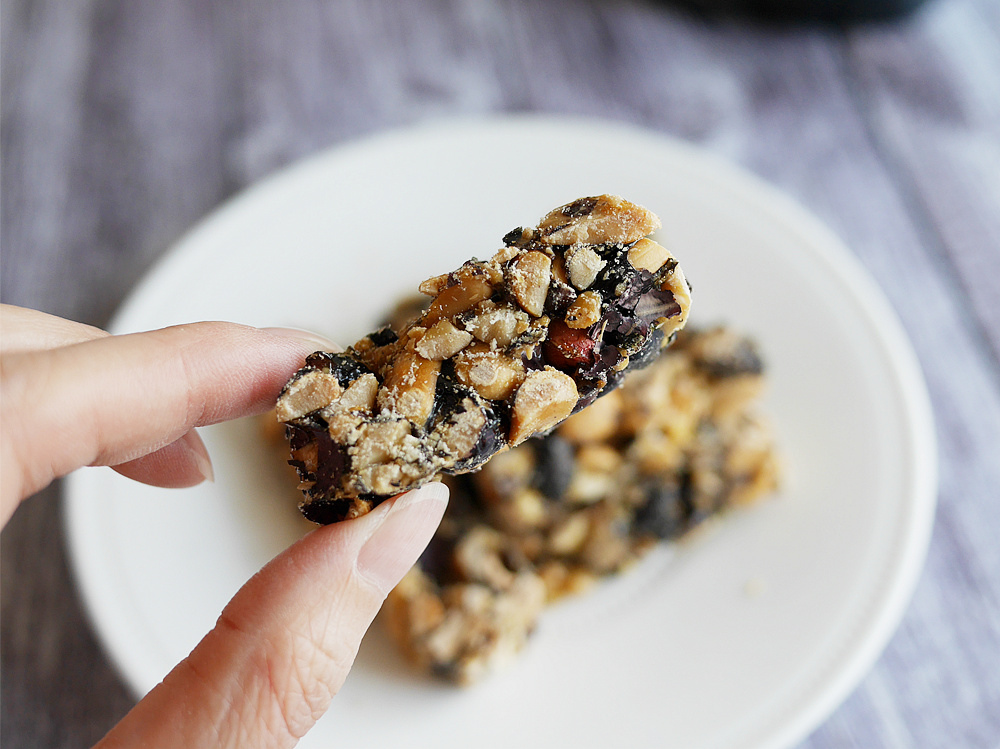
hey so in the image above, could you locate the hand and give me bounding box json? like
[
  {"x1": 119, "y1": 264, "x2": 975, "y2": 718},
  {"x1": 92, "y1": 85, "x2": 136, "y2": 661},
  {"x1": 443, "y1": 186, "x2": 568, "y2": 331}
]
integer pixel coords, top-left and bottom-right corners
[{"x1": 0, "y1": 304, "x2": 448, "y2": 748}]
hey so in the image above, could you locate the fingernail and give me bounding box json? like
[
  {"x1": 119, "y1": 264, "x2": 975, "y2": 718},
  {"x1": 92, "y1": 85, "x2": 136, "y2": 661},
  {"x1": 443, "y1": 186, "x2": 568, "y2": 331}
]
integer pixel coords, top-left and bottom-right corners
[
  {"x1": 180, "y1": 429, "x2": 214, "y2": 483},
  {"x1": 263, "y1": 326, "x2": 341, "y2": 353},
  {"x1": 355, "y1": 483, "x2": 449, "y2": 593}
]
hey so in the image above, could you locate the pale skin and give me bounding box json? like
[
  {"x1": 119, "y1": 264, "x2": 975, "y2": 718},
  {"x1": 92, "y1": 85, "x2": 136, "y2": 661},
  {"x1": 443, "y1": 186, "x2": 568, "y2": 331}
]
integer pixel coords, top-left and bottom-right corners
[{"x1": 0, "y1": 304, "x2": 449, "y2": 747}]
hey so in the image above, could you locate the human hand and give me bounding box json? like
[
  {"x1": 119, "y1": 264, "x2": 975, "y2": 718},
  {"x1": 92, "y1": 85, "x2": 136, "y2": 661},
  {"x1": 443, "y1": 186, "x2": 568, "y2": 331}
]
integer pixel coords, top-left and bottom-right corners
[{"x1": 0, "y1": 304, "x2": 448, "y2": 747}]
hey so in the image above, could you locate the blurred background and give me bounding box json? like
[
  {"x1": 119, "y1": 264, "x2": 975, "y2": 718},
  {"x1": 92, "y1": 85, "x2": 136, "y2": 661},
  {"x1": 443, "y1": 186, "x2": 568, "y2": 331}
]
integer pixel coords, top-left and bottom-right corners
[{"x1": 2, "y1": 0, "x2": 999, "y2": 746}]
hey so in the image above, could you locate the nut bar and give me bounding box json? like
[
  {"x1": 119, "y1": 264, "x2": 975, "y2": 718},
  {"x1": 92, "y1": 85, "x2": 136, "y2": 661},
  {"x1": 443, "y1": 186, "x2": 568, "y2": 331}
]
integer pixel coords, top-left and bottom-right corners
[
  {"x1": 382, "y1": 327, "x2": 780, "y2": 684},
  {"x1": 277, "y1": 195, "x2": 691, "y2": 523}
]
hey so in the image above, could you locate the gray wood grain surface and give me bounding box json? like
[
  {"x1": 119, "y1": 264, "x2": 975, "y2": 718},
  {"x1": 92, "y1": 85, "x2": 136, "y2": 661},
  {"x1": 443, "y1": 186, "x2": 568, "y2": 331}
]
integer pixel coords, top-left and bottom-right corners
[{"x1": 2, "y1": 0, "x2": 999, "y2": 746}]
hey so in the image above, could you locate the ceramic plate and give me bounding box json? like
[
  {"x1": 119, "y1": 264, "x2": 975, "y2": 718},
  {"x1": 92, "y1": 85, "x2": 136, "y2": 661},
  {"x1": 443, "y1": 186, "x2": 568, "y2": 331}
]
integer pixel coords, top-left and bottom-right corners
[{"x1": 65, "y1": 116, "x2": 937, "y2": 749}]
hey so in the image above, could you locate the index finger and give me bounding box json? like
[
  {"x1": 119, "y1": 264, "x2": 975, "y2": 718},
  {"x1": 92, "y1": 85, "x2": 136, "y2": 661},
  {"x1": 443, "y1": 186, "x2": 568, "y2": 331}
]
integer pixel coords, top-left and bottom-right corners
[
  {"x1": 0, "y1": 322, "x2": 329, "y2": 520},
  {"x1": 0, "y1": 304, "x2": 109, "y2": 353}
]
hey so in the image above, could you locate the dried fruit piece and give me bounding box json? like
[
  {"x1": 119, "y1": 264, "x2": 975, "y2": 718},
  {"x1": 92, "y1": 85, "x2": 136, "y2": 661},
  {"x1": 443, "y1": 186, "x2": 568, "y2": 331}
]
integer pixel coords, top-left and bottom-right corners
[
  {"x1": 277, "y1": 195, "x2": 691, "y2": 523},
  {"x1": 542, "y1": 321, "x2": 597, "y2": 370}
]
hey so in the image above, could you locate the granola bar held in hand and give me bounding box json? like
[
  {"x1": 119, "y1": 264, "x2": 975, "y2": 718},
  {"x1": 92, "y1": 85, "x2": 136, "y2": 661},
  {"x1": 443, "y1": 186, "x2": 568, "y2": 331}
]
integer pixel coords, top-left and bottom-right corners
[{"x1": 276, "y1": 195, "x2": 692, "y2": 523}]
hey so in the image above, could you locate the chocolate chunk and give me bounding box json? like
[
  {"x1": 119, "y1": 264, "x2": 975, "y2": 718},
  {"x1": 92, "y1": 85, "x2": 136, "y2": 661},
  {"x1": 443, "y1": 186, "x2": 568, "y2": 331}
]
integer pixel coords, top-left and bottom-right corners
[
  {"x1": 634, "y1": 479, "x2": 693, "y2": 540},
  {"x1": 303, "y1": 351, "x2": 374, "y2": 388},
  {"x1": 531, "y1": 436, "x2": 575, "y2": 500},
  {"x1": 366, "y1": 326, "x2": 399, "y2": 347}
]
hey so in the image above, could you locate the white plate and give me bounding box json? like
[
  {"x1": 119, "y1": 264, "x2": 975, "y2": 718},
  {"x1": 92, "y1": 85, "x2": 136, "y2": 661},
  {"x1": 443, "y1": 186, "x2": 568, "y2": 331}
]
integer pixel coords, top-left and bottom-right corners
[{"x1": 65, "y1": 116, "x2": 937, "y2": 749}]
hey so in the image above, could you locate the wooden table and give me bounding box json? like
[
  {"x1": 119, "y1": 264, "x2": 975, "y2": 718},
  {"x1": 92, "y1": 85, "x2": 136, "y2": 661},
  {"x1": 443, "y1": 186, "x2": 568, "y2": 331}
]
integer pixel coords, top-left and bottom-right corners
[{"x1": 3, "y1": 0, "x2": 998, "y2": 745}]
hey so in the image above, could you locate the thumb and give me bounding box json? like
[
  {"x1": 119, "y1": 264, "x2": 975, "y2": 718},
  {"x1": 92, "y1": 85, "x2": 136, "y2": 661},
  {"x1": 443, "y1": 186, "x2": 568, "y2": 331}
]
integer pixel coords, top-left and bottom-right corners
[{"x1": 95, "y1": 482, "x2": 449, "y2": 749}]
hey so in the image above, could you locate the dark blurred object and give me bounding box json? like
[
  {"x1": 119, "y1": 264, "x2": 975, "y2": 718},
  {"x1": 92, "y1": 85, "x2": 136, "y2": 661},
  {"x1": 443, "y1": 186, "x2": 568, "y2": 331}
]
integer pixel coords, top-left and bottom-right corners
[{"x1": 672, "y1": 0, "x2": 932, "y2": 23}]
